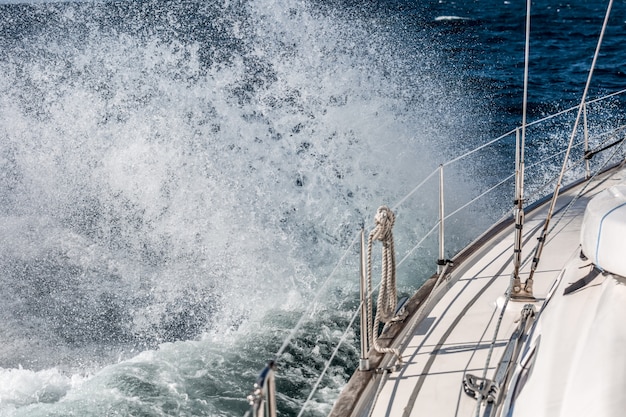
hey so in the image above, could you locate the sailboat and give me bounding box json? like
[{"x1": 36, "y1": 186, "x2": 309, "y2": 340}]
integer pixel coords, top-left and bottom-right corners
[{"x1": 245, "y1": 1, "x2": 626, "y2": 416}]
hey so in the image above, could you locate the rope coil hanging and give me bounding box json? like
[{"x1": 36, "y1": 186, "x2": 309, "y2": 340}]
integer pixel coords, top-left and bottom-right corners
[{"x1": 367, "y1": 206, "x2": 402, "y2": 363}]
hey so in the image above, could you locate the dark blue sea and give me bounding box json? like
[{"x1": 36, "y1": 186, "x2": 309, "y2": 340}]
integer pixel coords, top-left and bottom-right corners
[{"x1": 0, "y1": 0, "x2": 624, "y2": 416}]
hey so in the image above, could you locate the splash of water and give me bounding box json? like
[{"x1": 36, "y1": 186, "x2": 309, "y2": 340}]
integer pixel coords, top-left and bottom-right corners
[{"x1": 0, "y1": 0, "x2": 483, "y2": 414}]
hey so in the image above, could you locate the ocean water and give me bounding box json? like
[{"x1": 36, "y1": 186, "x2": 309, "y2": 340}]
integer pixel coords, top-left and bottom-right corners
[{"x1": 0, "y1": 0, "x2": 624, "y2": 416}]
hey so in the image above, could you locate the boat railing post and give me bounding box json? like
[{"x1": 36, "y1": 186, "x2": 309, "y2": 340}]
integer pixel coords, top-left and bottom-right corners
[
  {"x1": 511, "y1": 126, "x2": 533, "y2": 300},
  {"x1": 583, "y1": 101, "x2": 591, "y2": 178},
  {"x1": 437, "y1": 164, "x2": 446, "y2": 274},
  {"x1": 512, "y1": 127, "x2": 522, "y2": 283},
  {"x1": 247, "y1": 361, "x2": 277, "y2": 417},
  {"x1": 266, "y1": 364, "x2": 277, "y2": 417},
  {"x1": 359, "y1": 227, "x2": 370, "y2": 371}
]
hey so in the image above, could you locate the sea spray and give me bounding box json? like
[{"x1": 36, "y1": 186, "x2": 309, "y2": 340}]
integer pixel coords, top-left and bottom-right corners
[{"x1": 0, "y1": 0, "x2": 485, "y2": 415}]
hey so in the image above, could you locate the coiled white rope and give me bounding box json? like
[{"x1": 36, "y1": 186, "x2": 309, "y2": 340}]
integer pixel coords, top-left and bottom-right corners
[{"x1": 367, "y1": 206, "x2": 402, "y2": 362}]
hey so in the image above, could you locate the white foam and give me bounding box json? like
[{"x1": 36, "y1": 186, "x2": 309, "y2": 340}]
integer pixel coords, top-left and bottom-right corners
[
  {"x1": 435, "y1": 15, "x2": 472, "y2": 21},
  {"x1": 0, "y1": 367, "x2": 86, "y2": 408}
]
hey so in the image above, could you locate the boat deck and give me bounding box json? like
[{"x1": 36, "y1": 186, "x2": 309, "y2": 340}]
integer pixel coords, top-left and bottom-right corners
[{"x1": 358, "y1": 165, "x2": 626, "y2": 417}]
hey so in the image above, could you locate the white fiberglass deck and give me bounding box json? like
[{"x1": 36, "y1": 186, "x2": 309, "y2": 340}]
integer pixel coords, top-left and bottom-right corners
[{"x1": 367, "y1": 165, "x2": 626, "y2": 417}]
